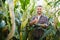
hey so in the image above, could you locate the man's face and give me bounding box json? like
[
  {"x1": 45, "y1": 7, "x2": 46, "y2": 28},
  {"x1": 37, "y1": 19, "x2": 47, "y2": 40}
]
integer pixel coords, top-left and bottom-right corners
[{"x1": 37, "y1": 6, "x2": 42, "y2": 15}]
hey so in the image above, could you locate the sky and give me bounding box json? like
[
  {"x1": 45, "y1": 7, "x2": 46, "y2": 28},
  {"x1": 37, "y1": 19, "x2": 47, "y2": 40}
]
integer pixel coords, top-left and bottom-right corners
[{"x1": 36, "y1": 0, "x2": 46, "y2": 6}]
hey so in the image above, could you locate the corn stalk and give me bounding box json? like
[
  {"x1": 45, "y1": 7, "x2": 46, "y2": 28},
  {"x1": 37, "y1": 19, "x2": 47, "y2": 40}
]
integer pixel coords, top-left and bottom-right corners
[
  {"x1": 6, "y1": 0, "x2": 16, "y2": 40},
  {"x1": 19, "y1": 0, "x2": 36, "y2": 40}
]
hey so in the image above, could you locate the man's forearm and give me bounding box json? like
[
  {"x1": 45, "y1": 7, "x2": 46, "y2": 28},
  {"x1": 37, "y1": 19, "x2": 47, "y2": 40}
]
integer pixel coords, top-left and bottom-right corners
[
  {"x1": 40, "y1": 24, "x2": 48, "y2": 26},
  {"x1": 40, "y1": 24, "x2": 48, "y2": 28},
  {"x1": 36, "y1": 24, "x2": 48, "y2": 28}
]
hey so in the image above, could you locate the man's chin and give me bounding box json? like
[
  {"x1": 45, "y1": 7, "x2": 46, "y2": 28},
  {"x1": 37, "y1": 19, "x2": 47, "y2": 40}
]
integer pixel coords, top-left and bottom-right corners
[{"x1": 38, "y1": 13, "x2": 41, "y2": 14}]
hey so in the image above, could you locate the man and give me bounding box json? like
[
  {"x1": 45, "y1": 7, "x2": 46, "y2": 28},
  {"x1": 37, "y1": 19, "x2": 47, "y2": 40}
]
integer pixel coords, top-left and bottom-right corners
[{"x1": 30, "y1": 5, "x2": 49, "y2": 40}]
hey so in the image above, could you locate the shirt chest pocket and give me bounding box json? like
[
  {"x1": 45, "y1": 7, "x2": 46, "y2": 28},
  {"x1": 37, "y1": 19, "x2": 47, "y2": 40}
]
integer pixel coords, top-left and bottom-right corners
[{"x1": 39, "y1": 18, "x2": 45, "y2": 24}]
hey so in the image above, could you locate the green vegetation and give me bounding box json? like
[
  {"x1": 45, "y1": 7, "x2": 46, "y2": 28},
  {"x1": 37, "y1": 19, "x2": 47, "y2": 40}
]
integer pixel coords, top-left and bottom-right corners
[{"x1": 0, "y1": 0, "x2": 60, "y2": 40}]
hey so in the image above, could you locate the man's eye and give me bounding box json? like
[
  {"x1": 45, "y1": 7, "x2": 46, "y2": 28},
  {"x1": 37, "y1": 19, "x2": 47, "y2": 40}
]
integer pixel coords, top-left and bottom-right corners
[{"x1": 37, "y1": 9, "x2": 39, "y2": 10}]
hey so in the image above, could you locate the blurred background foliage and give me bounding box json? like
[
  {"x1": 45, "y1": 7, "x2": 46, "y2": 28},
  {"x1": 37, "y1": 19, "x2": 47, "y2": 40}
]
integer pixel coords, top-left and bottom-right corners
[{"x1": 0, "y1": 0, "x2": 60, "y2": 40}]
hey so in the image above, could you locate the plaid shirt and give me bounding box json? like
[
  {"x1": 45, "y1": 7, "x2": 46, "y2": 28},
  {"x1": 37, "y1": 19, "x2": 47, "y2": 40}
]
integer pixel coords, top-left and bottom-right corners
[{"x1": 30, "y1": 15, "x2": 49, "y2": 27}]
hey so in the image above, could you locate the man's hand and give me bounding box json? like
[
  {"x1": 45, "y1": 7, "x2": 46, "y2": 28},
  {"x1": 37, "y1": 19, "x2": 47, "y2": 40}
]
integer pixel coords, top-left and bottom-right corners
[
  {"x1": 30, "y1": 18, "x2": 39, "y2": 25},
  {"x1": 34, "y1": 18, "x2": 39, "y2": 24}
]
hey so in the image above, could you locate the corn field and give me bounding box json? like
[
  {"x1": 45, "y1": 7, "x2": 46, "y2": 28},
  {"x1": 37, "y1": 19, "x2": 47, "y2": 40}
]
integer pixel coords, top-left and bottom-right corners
[{"x1": 0, "y1": 0, "x2": 60, "y2": 40}]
